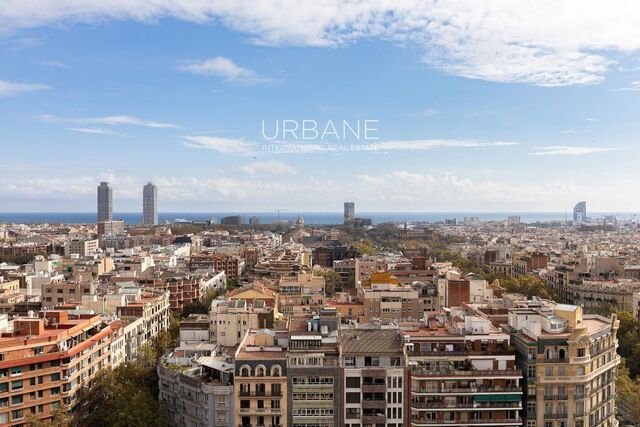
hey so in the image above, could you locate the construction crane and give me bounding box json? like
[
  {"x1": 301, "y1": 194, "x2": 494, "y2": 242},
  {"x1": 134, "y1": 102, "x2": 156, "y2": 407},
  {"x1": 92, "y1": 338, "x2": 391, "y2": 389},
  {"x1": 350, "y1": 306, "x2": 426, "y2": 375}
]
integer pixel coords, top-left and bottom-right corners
[{"x1": 274, "y1": 209, "x2": 288, "y2": 221}]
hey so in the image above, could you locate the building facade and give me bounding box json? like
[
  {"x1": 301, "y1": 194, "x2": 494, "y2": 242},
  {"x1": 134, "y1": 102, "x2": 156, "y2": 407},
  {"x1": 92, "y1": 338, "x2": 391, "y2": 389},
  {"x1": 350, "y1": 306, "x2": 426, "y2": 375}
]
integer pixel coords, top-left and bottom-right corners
[
  {"x1": 97, "y1": 181, "x2": 113, "y2": 223},
  {"x1": 143, "y1": 182, "x2": 158, "y2": 226}
]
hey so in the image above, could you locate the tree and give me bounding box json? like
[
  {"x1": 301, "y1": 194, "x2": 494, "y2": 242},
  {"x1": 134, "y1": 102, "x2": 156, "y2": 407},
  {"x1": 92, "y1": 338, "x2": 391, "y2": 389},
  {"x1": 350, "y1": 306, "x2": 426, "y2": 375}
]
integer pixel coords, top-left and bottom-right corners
[
  {"x1": 491, "y1": 274, "x2": 557, "y2": 300},
  {"x1": 353, "y1": 241, "x2": 377, "y2": 255},
  {"x1": 318, "y1": 269, "x2": 341, "y2": 295},
  {"x1": 26, "y1": 407, "x2": 72, "y2": 427},
  {"x1": 617, "y1": 361, "x2": 640, "y2": 425},
  {"x1": 226, "y1": 278, "x2": 239, "y2": 292}
]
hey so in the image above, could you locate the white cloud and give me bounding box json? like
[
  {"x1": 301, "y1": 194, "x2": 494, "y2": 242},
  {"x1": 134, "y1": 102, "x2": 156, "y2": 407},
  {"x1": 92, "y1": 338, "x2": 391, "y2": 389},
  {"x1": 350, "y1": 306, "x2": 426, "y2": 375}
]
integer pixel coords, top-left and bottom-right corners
[
  {"x1": 618, "y1": 80, "x2": 640, "y2": 91},
  {"x1": 560, "y1": 129, "x2": 585, "y2": 134},
  {"x1": 182, "y1": 136, "x2": 251, "y2": 153},
  {"x1": 0, "y1": 79, "x2": 49, "y2": 96},
  {"x1": 411, "y1": 109, "x2": 441, "y2": 119},
  {"x1": 2, "y1": 2, "x2": 640, "y2": 86},
  {"x1": 67, "y1": 127, "x2": 125, "y2": 136},
  {"x1": 2, "y1": 170, "x2": 640, "y2": 211},
  {"x1": 37, "y1": 59, "x2": 70, "y2": 69},
  {"x1": 239, "y1": 160, "x2": 297, "y2": 175},
  {"x1": 530, "y1": 146, "x2": 619, "y2": 156},
  {"x1": 372, "y1": 139, "x2": 518, "y2": 152},
  {"x1": 178, "y1": 56, "x2": 272, "y2": 85},
  {"x1": 184, "y1": 136, "x2": 518, "y2": 155},
  {"x1": 40, "y1": 114, "x2": 178, "y2": 128}
]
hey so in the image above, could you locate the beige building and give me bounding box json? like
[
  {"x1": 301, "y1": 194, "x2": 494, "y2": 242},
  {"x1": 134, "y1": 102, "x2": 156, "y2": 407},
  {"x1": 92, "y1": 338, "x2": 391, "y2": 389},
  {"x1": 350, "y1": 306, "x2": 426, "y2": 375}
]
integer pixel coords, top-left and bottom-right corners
[
  {"x1": 41, "y1": 280, "x2": 97, "y2": 307},
  {"x1": 277, "y1": 271, "x2": 325, "y2": 318},
  {"x1": 509, "y1": 301, "x2": 619, "y2": 427},
  {"x1": 210, "y1": 298, "x2": 274, "y2": 347},
  {"x1": 234, "y1": 329, "x2": 288, "y2": 427}
]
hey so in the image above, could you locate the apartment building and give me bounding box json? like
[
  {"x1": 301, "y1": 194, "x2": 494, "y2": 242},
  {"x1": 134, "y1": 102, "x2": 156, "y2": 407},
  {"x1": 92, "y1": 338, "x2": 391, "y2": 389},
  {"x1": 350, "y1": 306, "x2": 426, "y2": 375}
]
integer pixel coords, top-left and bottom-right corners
[
  {"x1": 235, "y1": 329, "x2": 288, "y2": 427},
  {"x1": 513, "y1": 253, "x2": 549, "y2": 277},
  {"x1": 508, "y1": 301, "x2": 619, "y2": 427},
  {"x1": 563, "y1": 279, "x2": 640, "y2": 312},
  {"x1": 0, "y1": 311, "x2": 113, "y2": 425},
  {"x1": 277, "y1": 271, "x2": 325, "y2": 318},
  {"x1": 41, "y1": 280, "x2": 97, "y2": 307},
  {"x1": 287, "y1": 311, "x2": 342, "y2": 427},
  {"x1": 115, "y1": 288, "x2": 170, "y2": 345},
  {"x1": 405, "y1": 310, "x2": 523, "y2": 427},
  {"x1": 312, "y1": 245, "x2": 358, "y2": 268},
  {"x1": 358, "y1": 272, "x2": 420, "y2": 322},
  {"x1": 333, "y1": 258, "x2": 359, "y2": 289},
  {"x1": 210, "y1": 298, "x2": 274, "y2": 347},
  {"x1": 67, "y1": 238, "x2": 99, "y2": 257},
  {"x1": 189, "y1": 253, "x2": 243, "y2": 280},
  {"x1": 252, "y1": 243, "x2": 312, "y2": 279},
  {"x1": 339, "y1": 328, "x2": 407, "y2": 427},
  {"x1": 159, "y1": 351, "x2": 234, "y2": 427}
]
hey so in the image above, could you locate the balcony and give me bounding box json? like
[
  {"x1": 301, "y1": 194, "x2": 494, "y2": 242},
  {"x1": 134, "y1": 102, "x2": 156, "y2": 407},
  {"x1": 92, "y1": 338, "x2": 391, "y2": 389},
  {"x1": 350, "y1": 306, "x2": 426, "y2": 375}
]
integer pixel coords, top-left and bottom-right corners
[
  {"x1": 412, "y1": 386, "x2": 521, "y2": 394},
  {"x1": 544, "y1": 394, "x2": 567, "y2": 400},
  {"x1": 362, "y1": 383, "x2": 386, "y2": 393},
  {"x1": 362, "y1": 399, "x2": 386, "y2": 409},
  {"x1": 411, "y1": 401, "x2": 522, "y2": 410},
  {"x1": 362, "y1": 369, "x2": 387, "y2": 378},
  {"x1": 411, "y1": 418, "x2": 521, "y2": 426},
  {"x1": 544, "y1": 413, "x2": 568, "y2": 420},
  {"x1": 411, "y1": 368, "x2": 522, "y2": 378},
  {"x1": 362, "y1": 414, "x2": 387, "y2": 424}
]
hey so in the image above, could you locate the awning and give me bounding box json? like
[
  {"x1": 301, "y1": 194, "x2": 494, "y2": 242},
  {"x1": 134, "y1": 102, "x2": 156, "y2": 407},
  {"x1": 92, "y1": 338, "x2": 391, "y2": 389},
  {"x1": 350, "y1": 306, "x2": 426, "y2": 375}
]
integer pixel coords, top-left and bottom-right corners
[{"x1": 475, "y1": 394, "x2": 520, "y2": 402}]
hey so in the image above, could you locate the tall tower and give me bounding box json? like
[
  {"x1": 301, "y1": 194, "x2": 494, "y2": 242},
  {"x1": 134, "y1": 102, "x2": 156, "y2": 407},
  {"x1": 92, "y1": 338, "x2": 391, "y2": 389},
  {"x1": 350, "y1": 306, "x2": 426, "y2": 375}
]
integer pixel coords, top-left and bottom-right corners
[
  {"x1": 97, "y1": 182, "x2": 113, "y2": 223},
  {"x1": 344, "y1": 201, "x2": 355, "y2": 225},
  {"x1": 573, "y1": 201, "x2": 587, "y2": 223},
  {"x1": 143, "y1": 182, "x2": 158, "y2": 226}
]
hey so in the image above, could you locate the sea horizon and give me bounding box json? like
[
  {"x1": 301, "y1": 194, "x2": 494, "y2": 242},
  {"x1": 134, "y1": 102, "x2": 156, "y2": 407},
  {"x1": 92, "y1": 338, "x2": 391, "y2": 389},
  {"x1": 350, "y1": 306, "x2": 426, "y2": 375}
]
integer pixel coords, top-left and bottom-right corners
[{"x1": 1, "y1": 211, "x2": 637, "y2": 225}]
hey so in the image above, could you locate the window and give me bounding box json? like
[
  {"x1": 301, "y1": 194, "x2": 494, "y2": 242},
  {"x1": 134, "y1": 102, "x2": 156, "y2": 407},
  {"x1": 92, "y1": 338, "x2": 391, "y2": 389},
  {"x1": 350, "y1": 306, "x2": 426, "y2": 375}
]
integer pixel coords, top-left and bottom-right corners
[
  {"x1": 346, "y1": 392, "x2": 361, "y2": 404},
  {"x1": 346, "y1": 377, "x2": 361, "y2": 388},
  {"x1": 11, "y1": 380, "x2": 23, "y2": 391},
  {"x1": 364, "y1": 356, "x2": 379, "y2": 367},
  {"x1": 12, "y1": 395, "x2": 23, "y2": 405},
  {"x1": 240, "y1": 365, "x2": 250, "y2": 377},
  {"x1": 270, "y1": 366, "x2": 281, "y2": 377},
  {"x1": 345, "y1": 357, "x2": 356, "y2": 367}
]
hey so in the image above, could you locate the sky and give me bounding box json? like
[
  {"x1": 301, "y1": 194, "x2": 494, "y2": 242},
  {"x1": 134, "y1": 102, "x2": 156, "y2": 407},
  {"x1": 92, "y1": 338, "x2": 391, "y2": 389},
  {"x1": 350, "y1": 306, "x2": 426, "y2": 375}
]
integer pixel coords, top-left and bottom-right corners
[{"x1": 1, "y1": 1, "x2": 640, "y2": 213}]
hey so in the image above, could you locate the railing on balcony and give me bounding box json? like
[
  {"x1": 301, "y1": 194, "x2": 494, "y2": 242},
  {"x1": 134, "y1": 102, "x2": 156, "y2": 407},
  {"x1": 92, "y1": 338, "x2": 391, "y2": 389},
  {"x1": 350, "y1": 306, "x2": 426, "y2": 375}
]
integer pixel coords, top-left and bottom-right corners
[
  {"x1": 411, "y1": 401, "x2": 522, "y2": 409},
  {"x1": 411, "y1": 418, "x2": 521, "y2": 425}
]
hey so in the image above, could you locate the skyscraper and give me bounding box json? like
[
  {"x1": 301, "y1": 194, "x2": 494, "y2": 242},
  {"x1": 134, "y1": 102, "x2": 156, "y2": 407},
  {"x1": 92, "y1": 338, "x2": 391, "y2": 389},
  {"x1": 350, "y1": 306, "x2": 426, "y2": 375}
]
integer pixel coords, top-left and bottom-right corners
[
  {"x1": 143, "y1": 182, "x2": 158, "y2": 226},
  {"x1": 344, "y1": 201, "x2": 355, "y2": 225},
  {"x1": 573, "y1": 201, "x2": 587, "y2": 223},
  {"x1": 97, "y1": 181, "x2": 113, "y2": 223}
]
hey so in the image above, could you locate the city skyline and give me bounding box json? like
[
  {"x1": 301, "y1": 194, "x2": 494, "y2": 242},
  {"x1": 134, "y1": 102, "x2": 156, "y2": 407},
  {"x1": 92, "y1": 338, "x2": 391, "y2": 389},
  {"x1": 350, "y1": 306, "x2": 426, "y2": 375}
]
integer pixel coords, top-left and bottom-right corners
[{"x1": 2, "y1": 3, "x2": 640, "y2": 212}]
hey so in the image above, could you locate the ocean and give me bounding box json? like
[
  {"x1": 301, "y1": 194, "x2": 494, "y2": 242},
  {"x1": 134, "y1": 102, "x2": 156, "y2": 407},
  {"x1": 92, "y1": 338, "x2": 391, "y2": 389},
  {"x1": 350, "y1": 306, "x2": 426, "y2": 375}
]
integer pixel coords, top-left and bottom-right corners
[{"x1": 0, "y1": 212, "x2": 637, "y2": 225}]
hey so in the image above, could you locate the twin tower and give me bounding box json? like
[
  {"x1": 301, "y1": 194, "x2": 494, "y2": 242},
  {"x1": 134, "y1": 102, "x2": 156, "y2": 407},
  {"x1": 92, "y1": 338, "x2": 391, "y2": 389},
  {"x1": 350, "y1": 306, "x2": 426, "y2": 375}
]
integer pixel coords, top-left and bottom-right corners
[{"x1": 97, "y1": 181, "x2": 158, "y2": 226}]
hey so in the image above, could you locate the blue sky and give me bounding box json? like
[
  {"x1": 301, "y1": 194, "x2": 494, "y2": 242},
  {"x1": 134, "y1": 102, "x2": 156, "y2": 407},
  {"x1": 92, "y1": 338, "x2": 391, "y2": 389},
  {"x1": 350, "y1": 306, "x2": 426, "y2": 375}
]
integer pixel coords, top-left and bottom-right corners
[{"x1": 1, "y1": 2, "x2": 640, "y2": 212}]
